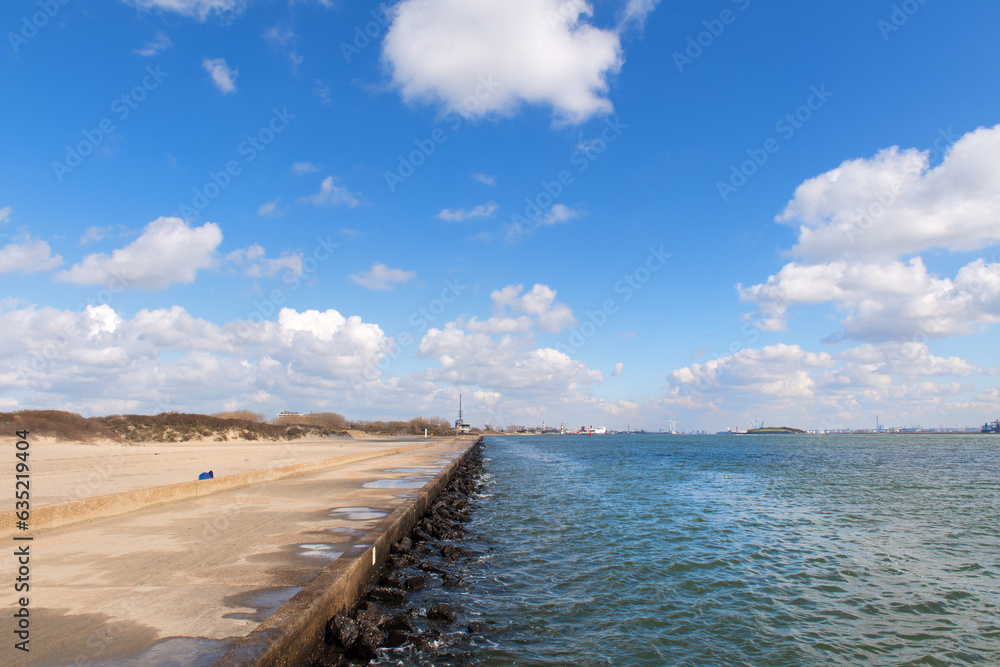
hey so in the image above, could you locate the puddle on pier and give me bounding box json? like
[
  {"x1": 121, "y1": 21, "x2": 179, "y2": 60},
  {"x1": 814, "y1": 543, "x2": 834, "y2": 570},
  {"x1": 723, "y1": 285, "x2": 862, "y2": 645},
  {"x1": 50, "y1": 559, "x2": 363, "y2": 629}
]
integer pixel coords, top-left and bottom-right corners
[
  {"x1": 108, "y1": 636, "x2": 234, "y2": 666},
  {"x1": 223, "y1": 586, "x2": 304, "y2": 622},
  {"x1": 296, "y1": 543, "x2": 344, "y2": 560},
  {"x1": 363, "y1": 475, "x2": 431, "y2": 489},
  {"x1": 329, "y1": 506, "x2": 387, "y2": 521}
]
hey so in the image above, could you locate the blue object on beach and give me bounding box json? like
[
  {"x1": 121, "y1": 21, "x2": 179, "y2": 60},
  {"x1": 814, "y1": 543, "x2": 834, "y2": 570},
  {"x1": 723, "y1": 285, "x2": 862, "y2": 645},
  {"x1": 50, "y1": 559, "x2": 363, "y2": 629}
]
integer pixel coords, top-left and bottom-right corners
[{"x1": 198, "y1": 470, "x2": 214, "y2": 480}]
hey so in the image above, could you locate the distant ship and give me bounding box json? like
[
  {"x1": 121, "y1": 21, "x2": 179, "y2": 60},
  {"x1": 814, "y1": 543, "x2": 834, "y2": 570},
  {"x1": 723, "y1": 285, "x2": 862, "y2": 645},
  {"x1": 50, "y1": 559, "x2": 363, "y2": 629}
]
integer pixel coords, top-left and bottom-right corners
[{"x1": 982, "y1": 419, "x2": 1000, "y2": 434}]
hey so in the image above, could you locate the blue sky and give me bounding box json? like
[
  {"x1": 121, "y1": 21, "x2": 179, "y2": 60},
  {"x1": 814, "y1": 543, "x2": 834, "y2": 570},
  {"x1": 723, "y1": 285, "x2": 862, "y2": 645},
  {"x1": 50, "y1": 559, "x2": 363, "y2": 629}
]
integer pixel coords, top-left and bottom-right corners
[{"x1": 2, "y1": 0, "x2": 999, "y2": 431}]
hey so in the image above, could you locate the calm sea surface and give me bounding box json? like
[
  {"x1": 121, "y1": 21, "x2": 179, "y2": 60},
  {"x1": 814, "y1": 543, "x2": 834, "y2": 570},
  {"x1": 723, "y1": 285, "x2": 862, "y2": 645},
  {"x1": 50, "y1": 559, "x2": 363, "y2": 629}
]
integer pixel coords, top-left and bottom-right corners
[{"x1": 452, "y1": 434, "x2": 1000, "y2": 666}]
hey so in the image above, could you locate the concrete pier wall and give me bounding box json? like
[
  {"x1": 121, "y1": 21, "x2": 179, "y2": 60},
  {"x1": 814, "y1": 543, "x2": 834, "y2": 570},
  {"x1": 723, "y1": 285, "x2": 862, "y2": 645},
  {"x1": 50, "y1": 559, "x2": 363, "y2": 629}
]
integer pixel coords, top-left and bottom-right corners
[{"x1": 213, "y1": 437, "x2": 482, "y2": 667}]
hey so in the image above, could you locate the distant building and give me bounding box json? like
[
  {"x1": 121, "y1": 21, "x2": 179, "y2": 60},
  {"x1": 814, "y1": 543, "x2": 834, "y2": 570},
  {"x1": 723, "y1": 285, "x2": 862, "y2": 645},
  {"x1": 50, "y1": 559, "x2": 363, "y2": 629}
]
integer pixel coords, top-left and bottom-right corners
[
  {"x1": 454, "y1": 395, "x2": 471, "y2": 434},
  {"x1": 276, "y1": 410, "x2": 303, "y2": 424}
]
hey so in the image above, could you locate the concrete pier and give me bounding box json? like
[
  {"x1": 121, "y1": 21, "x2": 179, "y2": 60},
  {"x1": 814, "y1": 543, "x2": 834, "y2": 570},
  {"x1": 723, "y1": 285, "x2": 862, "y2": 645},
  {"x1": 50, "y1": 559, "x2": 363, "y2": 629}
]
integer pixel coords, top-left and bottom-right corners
[{"x1": 0, "y1": 436, "x2": 477, "y2": 666}]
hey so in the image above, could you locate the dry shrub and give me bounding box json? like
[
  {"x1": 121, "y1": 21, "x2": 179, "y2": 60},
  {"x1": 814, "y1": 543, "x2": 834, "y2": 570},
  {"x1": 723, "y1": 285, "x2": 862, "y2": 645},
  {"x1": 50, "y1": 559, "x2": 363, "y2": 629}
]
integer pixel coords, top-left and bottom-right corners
[
  {"x1": 212, "y1": 410, "x2": 266, "y2": 423},
  {"x1": 282, "y1": 411, "x2": 349, "y2": 429},
  {"x1": 0, "y1": 410, "x2": 123, "y2": 442}
]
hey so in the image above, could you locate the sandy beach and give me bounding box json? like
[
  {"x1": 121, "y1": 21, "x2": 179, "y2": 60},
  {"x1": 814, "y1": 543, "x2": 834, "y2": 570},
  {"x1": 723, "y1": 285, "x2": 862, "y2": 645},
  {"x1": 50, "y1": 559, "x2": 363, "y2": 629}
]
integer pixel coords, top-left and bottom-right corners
[{"x1": 2, "y1": 434, "x2": 438, "y2": 506}]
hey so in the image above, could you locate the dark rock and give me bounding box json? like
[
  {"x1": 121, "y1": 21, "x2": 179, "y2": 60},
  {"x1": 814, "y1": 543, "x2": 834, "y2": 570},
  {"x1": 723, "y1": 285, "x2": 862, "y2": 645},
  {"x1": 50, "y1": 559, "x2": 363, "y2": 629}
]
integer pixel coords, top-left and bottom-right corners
[
  {"x1": 417, "y1": 561, "x2": 447, "y2": 575},
  {"x1": 467, "y1": 621, "x2": 487, "y2": 634},
  {"x1": 325, "y1": 613, "x2": 358, "y2": 649},
  {"x1": 440, "y1": 545, "x2": 460, "y2": 560},
  {"x1": 388, "y1": 553, "x2": 417, "y2": 569},
  {"x1": 383, "y1": 629, "x2": 409, "y2": 648},
  {"x1": 310, "y1": 645, "x2": 349, "y2": 667},
  {"x1": 413, "y1": 527, "x2": 434, "y2": 542},
  {"x1": 427, "y1": 603, "x2": 457, "y2": 623},
  {"x1": 414, "y1": 544, "x2": 435, "y2": 555},
  {"x1": 346, "y1": 621, "x2": 384, "y2": 661},
  {"x1": 390, "y1": 537, "x2": 413, "y2": 554},
  {"x1": 368, "y1": 586, "x2": 407, "y2": 605},
  {"x1": 380, "y1": 571, "x2": 404, "y2": 589},
  {"x1": 404, "y1": 575, "x2": 426, "y2": 591},
  {"x1": 385, "y1": 612, "x2": 414, "y2": 633},
  {"x1": 442, "y1": 574, "x2": 464, "y2": 588},
  {"x1": 354, "y1": 601, "x2": 390, "y2": 629}
]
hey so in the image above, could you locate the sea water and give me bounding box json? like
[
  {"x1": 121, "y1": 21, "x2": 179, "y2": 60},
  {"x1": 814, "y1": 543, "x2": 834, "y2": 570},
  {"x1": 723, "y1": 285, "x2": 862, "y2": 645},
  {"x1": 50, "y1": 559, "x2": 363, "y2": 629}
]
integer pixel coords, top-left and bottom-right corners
[{"x1": 453, "y1": 434, "x2": 1000, "y2": 666}]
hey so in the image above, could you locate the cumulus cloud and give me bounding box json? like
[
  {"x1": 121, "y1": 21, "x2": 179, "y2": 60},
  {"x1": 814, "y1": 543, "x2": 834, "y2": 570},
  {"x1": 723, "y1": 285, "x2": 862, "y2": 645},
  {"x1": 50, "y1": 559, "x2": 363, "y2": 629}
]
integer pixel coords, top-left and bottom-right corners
[
  {"x1": 55, "y1": 217, "x2": 221, "y2": 290},
  {"x1": 299, "y1": 176, "x2": 359, "y2": 207},
  {"x1": 382, "y1": 0, "x2": 623, "y2": 124},
  {"x1": 0, "y1": 233, "x2": 63, "y2": 274},
  {"x1": 0, "y1": 206, "x2": 11, "y2": 224},
  {"x1": 612, "y1": 362, "x2": 624, "y2": 377},
  {"x1": 349, "y1": 262, "x2": 417, "y2": 291},
  {"x1": 780, "y1": 124, "x2": 1000, "y2": 262},
  {"x1": 122, "y1": 0, "x2": 245, "y2": 20},
  {"x1": 0, "y1": 304, "x2": 390, "y2": 414},
  {"x1": 437, "y1": 202, "x2": 498, "y2": 222},
  {"x1": 740, "y1": 257, "x2": 1000, "y2": 341},
  {"x1": 202, "y1": 57, "x2": 238, "y2": 93},
  {"x1": 663, "y1": 342, "x2": 989, "y2": 428},
  {"x1": 741, "y1": 125, "x2": 1000, "y2": 340},
  {"x1": 417, "y1": 323, "x2": 603, "y2": 392},
  {"x1": 491, "y1": 283, "x2": 576, "y2": 332}
]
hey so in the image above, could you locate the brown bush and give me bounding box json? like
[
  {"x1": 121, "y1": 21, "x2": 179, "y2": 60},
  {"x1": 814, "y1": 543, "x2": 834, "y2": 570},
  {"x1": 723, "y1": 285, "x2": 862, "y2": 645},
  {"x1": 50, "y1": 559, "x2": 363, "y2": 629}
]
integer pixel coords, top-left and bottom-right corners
[
  {"x1": 281, "y1": 411, "x2": 349, "y2": 429},
  {"x1": 212, "y1": 410, "x2": 266, "y2": 423},
  {"x1": 0, "y1": 410, "x2": 123, "y2": 442}
]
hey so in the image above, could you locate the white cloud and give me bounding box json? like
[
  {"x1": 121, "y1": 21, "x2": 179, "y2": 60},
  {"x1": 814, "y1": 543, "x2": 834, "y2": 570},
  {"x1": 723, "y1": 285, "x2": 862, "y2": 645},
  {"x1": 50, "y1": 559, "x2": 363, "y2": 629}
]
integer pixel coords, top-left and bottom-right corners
[
  {"x1": 0, "y1": 233, "x2": 63, "y2": 274},
  {"x1": 0, "y1": 206, "x2": 11, "y2": 225},
  {"x1": 780, "y1": 124, "x2": 1000, "y2": 262},
  {"x1": 382, "y1": 0, "x2": 622, "y2": 124},
  {"x1": 292, "y1": 161, "x2": 321, "y2": 175},
  {"x1": 417, "y1": 323, "x2": 603, "y2": 393},
  {"x1": 225, "y1": 244, "x2": 303, "y2": 278},
  {"x1": 536, "y1": 203, "x2": 582, "y2": 225},
  {"x1": 135, "y1": 31, "x2": 172, "y2": 56},
  {"x1": 741, "y1": 125, "x2": 1000, "y2": 341},
  {"x1": 612, "y1": 362, "x2": 624, "y2": 377},
  {"x1": 202, "y1": 57, "x2": 238, "y2": 94},
  {"x1": 299, "y1": 176, "x2": 360, "y2": 207},
  {"x1": 471, "y1": 172, "x2": 497, "y2": 186},
  {"x1": 619, "y1": 0, "x2": 661, "y2": 28},
  {"x1": 491, "y1": 283, "x2": 576, "y2": 332},
  {"x1": 663, "y1": 342, "x2": 990, "y2": 429},
  {"x1": 0, "y1": 304, "x2": 391, "y2": 414},
  {"x1": 349, "y1": 262, "x2": 417, "y2": 291},
  {"x1": 55, "y1": 217, "x2": 221, "y2": 290},
  {"x1": 437, "y1": 201, "x2": 498, "y2": 222},
  {"x1": 741, "y1": 257, "x2": 1000, "y2": 341},
  {"x1": 263, "y1": 25, "x2": 295, "y2": 48},
  {"x1": 122, "y1": 0, "x2": 245, "y2": 20},
  {"x1": 257, "y1": 198, "x2": 282, "y2": 217}
]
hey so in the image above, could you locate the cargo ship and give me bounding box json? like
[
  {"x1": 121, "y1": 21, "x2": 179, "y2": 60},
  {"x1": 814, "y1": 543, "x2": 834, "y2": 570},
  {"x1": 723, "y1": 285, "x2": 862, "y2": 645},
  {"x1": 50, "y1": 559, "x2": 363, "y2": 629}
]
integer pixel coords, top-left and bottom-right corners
[{"x1": 982, "y1": 419, "x2": 1000, "y2": 434}]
